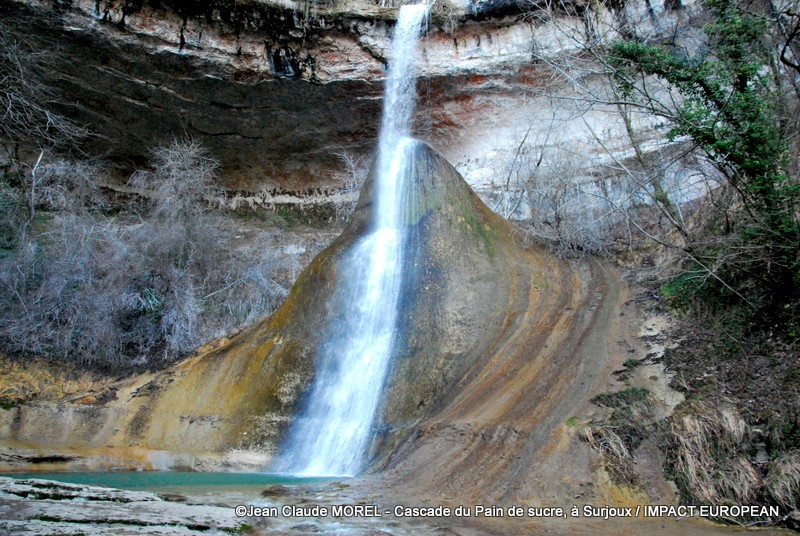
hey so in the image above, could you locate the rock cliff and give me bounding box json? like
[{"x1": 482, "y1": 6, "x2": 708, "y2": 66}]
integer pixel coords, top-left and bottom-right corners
[
  {"x1": 3, "y1": 0, "x2": 703, "y2": 203},
  {"x1": 0, "y1": 0, "x2": 710, "y2": 505}
]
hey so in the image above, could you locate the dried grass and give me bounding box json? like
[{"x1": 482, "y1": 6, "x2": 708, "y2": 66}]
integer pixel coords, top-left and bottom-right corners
[
  {"x1": 766, "y1": 451, "x2": 800, "y2": 510},
  {"x1": 666, "y1": 401, "x2": 761, "y2": 505},
  {"x1": 583, "y1": 425, "x2": 637, "y2": 485},
  {"x1": 583, "y1": 387, "x2": 661, "y2": 486},
  {"x1": 0, "y1": 354, "x2": 106, "y2": 405}
]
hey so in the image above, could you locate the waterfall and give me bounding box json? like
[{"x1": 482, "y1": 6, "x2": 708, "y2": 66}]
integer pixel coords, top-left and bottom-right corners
[{"x1": 273, "y1": 4, "x2": 429, "y2": 477}]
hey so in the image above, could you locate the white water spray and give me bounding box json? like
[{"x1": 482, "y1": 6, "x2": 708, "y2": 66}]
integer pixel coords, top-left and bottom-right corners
[{"x1": 274, "y1": 4, "x2": 429, "y2": 477}]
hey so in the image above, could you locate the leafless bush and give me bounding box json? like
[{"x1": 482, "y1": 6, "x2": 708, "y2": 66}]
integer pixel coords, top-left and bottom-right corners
[
  {"x1": 0, "y1": 16, "x2": 94, "y2": 241},
  {"x1": 0, "y1": 16, "x2": 87, "y2": 163},
  {"x1": 523, "y1": 149, "x2": 617, "y2": 256},
  {"x1": 430, "y1": 0, "x2": 461, "y2": 34},
  {"x1": 0, "y1": 214, "x2": 146, "y2": 366},
  {"x1": 0, "y1": 140, "x2": 290, "y2": 369},
  {"x1": 490, "y1": 127, "x2": 624, "y2": 257},
  {"x1": 129, "y1": 138, "x2": 223, "y2": 220},
  {"x1": 0, "y1": 14, "x2": 95, "y2": 252},
  {"x1": 0, "y1": 174, "x2": 25, "y2": 248},
  {"x1": 27, "y1": 158, "x2": 107, "y2": 214},
  {"x1": 331, "y1": 151, "x2": 367, "y2": 222},
  {"x1": 125, "y1": 139, "x2": 286, "y2": 359}
]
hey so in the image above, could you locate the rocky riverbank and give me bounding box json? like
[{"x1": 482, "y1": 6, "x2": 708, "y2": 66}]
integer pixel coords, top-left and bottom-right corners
[{"x1": 0, "y1": 476, "x2": 245, "y2": 535}]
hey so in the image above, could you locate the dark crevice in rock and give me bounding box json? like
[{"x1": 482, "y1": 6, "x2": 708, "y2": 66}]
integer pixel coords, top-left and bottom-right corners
[
  {"x1": 467, "y1": 0, "x2": 527, "y2": 20},
  {"x1": 208, "y1": 100, "x2": 247, "y2": 111},
  {"x1": 34, "y1": 515, "x2": 212, "y2": 530},
  {"x1": 25, "y1": 455, "x2": 75, "y2": 464},
  {"x1": 7, "y1": 489, "x2": 135, "y2": 502},
  {"x1": 187, "y1": 123, "x2": 264, "y2": 140}
]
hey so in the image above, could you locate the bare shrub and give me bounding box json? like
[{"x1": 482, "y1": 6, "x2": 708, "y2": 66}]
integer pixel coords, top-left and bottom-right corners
[
  {"x1": 128, "y1": 139, "x2": 223, "y2": 221},
  {"x1": 27, "y1": 158, "x2": 107, "y2": 214},
  {"x1": 0, "y1": 140, "x2": 290, "y2": 369},
  {"x1": 0, "y1": 173, "x2": 25, "y2": 249},
  {"x1": 523, "y1": 149, "x2": 616, "y2": 256},
  {"x1": 331, "y1": 151, "x2": 367, "y2": 222},
  {"x1": 122, "y1": 140, "x2": 289, "y2": 360},
  {"x1": 126, "y1": 140, "x2": 287, "y2": 357},
  {"x1": 0, "y1": 16, "x2": 87, "y2": 163},
  {"x1": 430, "y1": 0, "x2": 461, "y2": 34},
  {"x1": 0, "y1": 214, "x2": 145, "y2": 366},
  {"x1": 200, "y1": 255, "x2": 289, "y2": 331}
]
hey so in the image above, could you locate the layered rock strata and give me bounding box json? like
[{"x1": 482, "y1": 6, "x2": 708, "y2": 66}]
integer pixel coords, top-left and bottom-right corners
[{"x1": 4, "y1": 0, "x2": 704, "y2": 203}]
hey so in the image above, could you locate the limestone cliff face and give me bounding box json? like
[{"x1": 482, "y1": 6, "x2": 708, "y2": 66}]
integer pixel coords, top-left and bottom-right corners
[{"x1": 5, "y1": 0, "x2": 704, "y2": 200}]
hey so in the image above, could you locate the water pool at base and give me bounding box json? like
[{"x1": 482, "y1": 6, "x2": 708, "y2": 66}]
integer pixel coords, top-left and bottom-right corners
[{"x1": 1, "y1": 471, "x2": 336, "y2": 494}]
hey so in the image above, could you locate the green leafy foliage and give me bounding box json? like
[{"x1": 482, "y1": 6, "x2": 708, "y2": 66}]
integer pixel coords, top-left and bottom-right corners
[
  {"x1": 608, "y1": 0, "x2": 799, "y2": 325},
  {"x1": 591, "y1": 386, "x2": 651, "y2": 408}
]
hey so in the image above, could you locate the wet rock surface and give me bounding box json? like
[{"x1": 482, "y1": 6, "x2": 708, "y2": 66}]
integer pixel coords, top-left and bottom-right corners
[
  {"x1": 3, "y1": 474, "x2": 791, "y2": 535},
  {"x1": 0, "y1": 476, "x2": 244, "y2": 535}
]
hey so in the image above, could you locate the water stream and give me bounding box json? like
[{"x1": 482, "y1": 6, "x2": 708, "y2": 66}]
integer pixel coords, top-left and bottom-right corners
[{"x1": 273, "y1": 4, "x2": 429, "y2": 477}]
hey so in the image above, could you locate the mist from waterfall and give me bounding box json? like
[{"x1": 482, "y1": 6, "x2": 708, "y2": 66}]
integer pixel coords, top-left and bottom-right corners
[{"x1": 273, "y1": 4, "x2": 429, "y2": 477}]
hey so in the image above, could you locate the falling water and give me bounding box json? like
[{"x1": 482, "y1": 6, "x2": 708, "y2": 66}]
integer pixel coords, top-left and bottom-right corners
[{"x1": 273, "y1": 4, "x2": 429, "y2": 477}]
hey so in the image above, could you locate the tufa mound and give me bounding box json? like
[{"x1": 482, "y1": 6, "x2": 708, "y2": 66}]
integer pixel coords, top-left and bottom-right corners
[{"x1": 0, "y1": 141, "x2": 552, "y2": 472}]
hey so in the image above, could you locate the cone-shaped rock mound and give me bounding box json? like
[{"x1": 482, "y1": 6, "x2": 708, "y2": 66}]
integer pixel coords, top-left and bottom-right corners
[
  {"x1": 1, "y1": 142, "x2": 585, "y2": 485},
  {"x1": 132, "y1": 140, "x2": 548, "y2": 461}
]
